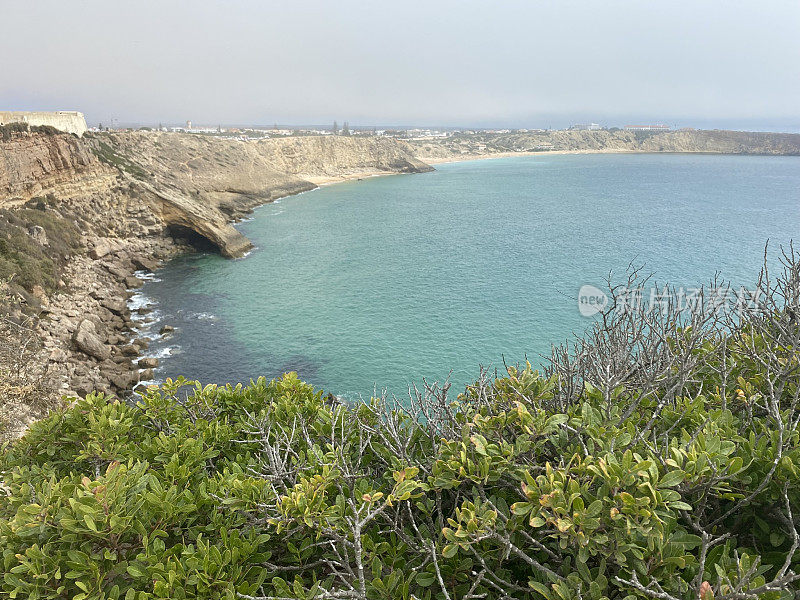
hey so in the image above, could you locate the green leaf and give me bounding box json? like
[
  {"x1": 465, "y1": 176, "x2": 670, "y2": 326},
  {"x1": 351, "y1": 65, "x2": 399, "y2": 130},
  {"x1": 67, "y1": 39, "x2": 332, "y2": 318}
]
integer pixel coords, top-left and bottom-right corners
[
  {"x1": 659, "y1": 470, "x2": 685, "y2": 488},
  {"x1": 529, "y1": 580, "x2": 552, "y2": 598},
  {"x1": 512, "y1": 502, "x2": 533, "y2": 516},
  {"x1": 545, "y1": 414, "x2": 569, "y2": 430},
  {"x1": 442, "y1": 544, "x2": 459, "y2": 558},
  {"x1": 127, "y1": 565, "x2": 146, "y2": 578},
  {"x1": 84, "y1": 514, "x2": 98, "y2": 532},
  {"x1": 585, "y1": 500, "x2": 603, "y2": 517},
  {"x1": 530, "y1": 516, "x2": 546, "y2": 527}
]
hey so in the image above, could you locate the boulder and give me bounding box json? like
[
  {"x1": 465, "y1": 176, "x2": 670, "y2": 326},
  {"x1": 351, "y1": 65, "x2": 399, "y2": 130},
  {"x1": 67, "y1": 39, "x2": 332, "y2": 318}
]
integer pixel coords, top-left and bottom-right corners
[
  {"x1": 159, "y1": 325, "x2": 174, "y2": 335},
  {"x1": 71, "y1": 378, "x2": 95, "y2": 397},
  {"x1": 125, "y1": 276, "x2": 142, "y2": 289},
  {"x1": 110, "y1": 370, "x2": 139, "y2": 392},
  {"x1": 105, "y1": 263, "x2": 129, "y2": 279},
  {"x1": 112, "y1": 356, "x2": 135, "y2": 368},
  {"x1": 101, "y1": 297, "x2": 127, "y2": 316},
  {"x1": 28, "y1": 225, "x2": 48, "y2": 246},
  {"x1": 132, "y1": 256, "x2": 159, "y2": 272},
  {"x1": 138, "y1": 357, "x2": 159, "y2": 369},
  {"x1": 117, "y1": 344, "x2": 140, "y2": 357},
  {"x1": 90, "y1": 238, "x2": 114, "y2": 260},
  {"x1": 72, "y1": 320, "x2": 111, "y2": 361}
]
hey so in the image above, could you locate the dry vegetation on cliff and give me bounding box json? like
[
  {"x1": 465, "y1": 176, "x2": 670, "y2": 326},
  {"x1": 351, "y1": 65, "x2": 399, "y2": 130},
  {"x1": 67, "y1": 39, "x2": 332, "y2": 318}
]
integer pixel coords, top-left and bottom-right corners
[{"x1": 0, "y1": 278, "x2": 53, "y2": 441}]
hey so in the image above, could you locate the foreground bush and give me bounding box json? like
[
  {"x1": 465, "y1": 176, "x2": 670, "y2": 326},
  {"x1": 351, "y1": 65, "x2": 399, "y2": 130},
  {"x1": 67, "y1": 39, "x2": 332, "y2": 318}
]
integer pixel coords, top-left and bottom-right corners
[{"x1": 1, "y1": 256, "x2": 800, "y2": 599}]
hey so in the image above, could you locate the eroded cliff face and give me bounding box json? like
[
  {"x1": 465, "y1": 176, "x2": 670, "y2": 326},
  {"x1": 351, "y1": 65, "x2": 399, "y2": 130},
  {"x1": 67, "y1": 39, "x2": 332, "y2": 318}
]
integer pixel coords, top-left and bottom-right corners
[
  {"x1": 101, "y1": 132, "x2": 432, "y2": 220},
  {"x1": 252, "y1": 135, "x2": 434, "y2": 182},
  {"x1": 0, "y1": 128, "x2": 115, "y2": 206},
  {"x1": 0, "y1": 130, "x2": 433, "y2": 257}
]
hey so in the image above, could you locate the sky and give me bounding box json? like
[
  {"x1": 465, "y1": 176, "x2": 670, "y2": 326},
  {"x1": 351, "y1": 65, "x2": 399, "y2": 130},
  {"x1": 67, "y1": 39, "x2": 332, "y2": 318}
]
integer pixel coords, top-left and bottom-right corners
[{"x1": 2, "y1": 0, "x2": 799, "y2": 130}]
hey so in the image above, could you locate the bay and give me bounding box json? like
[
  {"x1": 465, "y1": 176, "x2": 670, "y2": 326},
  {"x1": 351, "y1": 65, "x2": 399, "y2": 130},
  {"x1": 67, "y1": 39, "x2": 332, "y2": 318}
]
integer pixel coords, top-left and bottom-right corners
[{"x1": 138, "y1": 153, "x2": 800, "y2": 399}]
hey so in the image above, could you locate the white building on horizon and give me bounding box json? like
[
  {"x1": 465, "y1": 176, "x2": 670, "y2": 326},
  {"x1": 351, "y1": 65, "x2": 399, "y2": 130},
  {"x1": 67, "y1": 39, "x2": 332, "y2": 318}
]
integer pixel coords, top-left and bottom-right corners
[{"x1": 624, "y1": 124, "x2": 671, "y2": 131}]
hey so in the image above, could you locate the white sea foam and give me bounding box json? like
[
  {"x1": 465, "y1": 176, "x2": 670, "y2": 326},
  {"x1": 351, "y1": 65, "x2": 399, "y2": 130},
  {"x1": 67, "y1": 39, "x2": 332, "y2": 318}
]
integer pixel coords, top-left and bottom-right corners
[
  {"x1": 134, "y1": 270, "x2": 161, "y2": 282},
  {"x1": 190, "y1": 312, "x2": 217, "y2": 321},
  {"x1": 131, "y1": 310, "x2": 162, "y2": 327},
  {"x1": 127, "y1": 292, "x2": 153, "y2": 311},
  {"x1": 144, "y1": 346, "x2": 180, "y2": 360}
]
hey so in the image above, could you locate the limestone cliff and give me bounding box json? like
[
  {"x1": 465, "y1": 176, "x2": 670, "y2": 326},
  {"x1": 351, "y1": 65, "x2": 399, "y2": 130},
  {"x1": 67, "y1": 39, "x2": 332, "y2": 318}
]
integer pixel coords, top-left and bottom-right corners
[
  {"x1": 0, "y1": 127, "x2": 114, "y2": 206},
  {"x1": 100, "y1": 132, "x2": 432, "y2": 217}
]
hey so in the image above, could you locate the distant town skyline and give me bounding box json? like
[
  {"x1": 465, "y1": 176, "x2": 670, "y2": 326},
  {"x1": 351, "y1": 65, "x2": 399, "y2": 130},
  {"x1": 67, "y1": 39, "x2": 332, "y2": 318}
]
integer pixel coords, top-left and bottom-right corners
[
  {"x1": 86, "y1": 119, "x2": 800, "y2": 135},
  {"x1": 2, "y1": 1, "x2": 799, "y2": 133}
]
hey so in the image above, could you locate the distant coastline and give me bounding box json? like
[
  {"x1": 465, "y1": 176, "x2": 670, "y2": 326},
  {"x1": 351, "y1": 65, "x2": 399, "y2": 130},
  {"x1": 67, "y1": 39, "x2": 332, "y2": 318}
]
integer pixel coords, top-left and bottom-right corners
[
  {"x1": 422, "y1": 148, "x2": 638, "y2": 164},
  {"x1": 407, "y1": 128, "x2": 800, "y2": 164},
  {"x1": 421, "y1": 147, "x2": 800, "y2": 166}
]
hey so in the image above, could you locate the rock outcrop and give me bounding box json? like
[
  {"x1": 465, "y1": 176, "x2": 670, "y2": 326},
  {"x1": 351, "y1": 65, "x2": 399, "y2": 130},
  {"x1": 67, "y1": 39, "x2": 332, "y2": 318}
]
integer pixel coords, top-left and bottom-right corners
[
  {"x1": 0, "y1": 127, "x2": 114, "y2": 206},
  {"x1": 72, "y1": 319, "x2": 111, "y2": 360},
  {"x1": 126, "y1": 174, "x2": 254, "y2": 258}
]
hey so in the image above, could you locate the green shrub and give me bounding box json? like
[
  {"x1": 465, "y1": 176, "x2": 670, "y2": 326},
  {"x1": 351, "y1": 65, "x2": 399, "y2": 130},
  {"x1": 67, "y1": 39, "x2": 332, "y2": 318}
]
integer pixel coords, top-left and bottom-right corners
[
  {"x1": 0, "y1": 207, "x2": 82, "y2": 292},
  {"x1": 91, "y1": 141, "x2": 148, "y2": 180},
  {"x1": 0, "y1": 123, "x2": 61, "y2": 141},
  {"x1": 1, "y1": 258, "x2": 799, "y2": 599}
]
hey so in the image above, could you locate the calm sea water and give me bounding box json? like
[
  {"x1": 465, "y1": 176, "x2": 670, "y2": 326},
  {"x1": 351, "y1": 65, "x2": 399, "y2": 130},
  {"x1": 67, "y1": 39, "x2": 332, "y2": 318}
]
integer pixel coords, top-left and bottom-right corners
[{"x1": 136, "y1": 154, "x2": 800, "y2": 399}]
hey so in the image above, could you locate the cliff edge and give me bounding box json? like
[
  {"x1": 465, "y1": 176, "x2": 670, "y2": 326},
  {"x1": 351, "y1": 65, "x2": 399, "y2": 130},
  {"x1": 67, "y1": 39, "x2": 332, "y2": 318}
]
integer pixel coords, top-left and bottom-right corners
[
  {"x1": 95, "y1": 132, "x2": 433, "y2": 256},
  {"x1": 1, "y1": 129, "x2": 433, "y2": 257}
]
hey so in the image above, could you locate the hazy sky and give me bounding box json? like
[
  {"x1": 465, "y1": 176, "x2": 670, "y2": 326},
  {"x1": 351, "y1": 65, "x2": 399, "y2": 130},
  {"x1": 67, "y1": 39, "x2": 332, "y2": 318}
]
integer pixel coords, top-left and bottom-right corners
[{"x1": 2, "y1": 0, "x2": 799, "y2": 130}]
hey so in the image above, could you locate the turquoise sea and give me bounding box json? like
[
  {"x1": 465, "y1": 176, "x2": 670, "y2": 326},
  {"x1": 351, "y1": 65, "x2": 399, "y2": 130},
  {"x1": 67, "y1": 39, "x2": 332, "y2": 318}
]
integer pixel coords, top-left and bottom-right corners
[{"x1": 136, "y1": 153, "x2": 800, "y2": 399}]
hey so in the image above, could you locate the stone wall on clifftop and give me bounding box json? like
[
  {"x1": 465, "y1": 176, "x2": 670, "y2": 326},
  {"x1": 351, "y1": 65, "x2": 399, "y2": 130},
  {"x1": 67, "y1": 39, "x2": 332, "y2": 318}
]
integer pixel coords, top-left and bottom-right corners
[{"x1": 0, "y1": 111, "x2": 88, "y2": 137}]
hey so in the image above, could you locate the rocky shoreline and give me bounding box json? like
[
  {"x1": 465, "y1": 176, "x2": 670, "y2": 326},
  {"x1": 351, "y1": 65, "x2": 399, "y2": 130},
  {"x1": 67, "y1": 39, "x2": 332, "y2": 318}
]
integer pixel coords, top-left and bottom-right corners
[
  {"x1": 35, "y1": 184, "x2": 324, "y2": 406},
  {"x1": 36, "y1": 235, "x2": 178, "y2": 400},
  {"x1": 0, "y1": 127, "x2": 437, "y2": 438}
]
